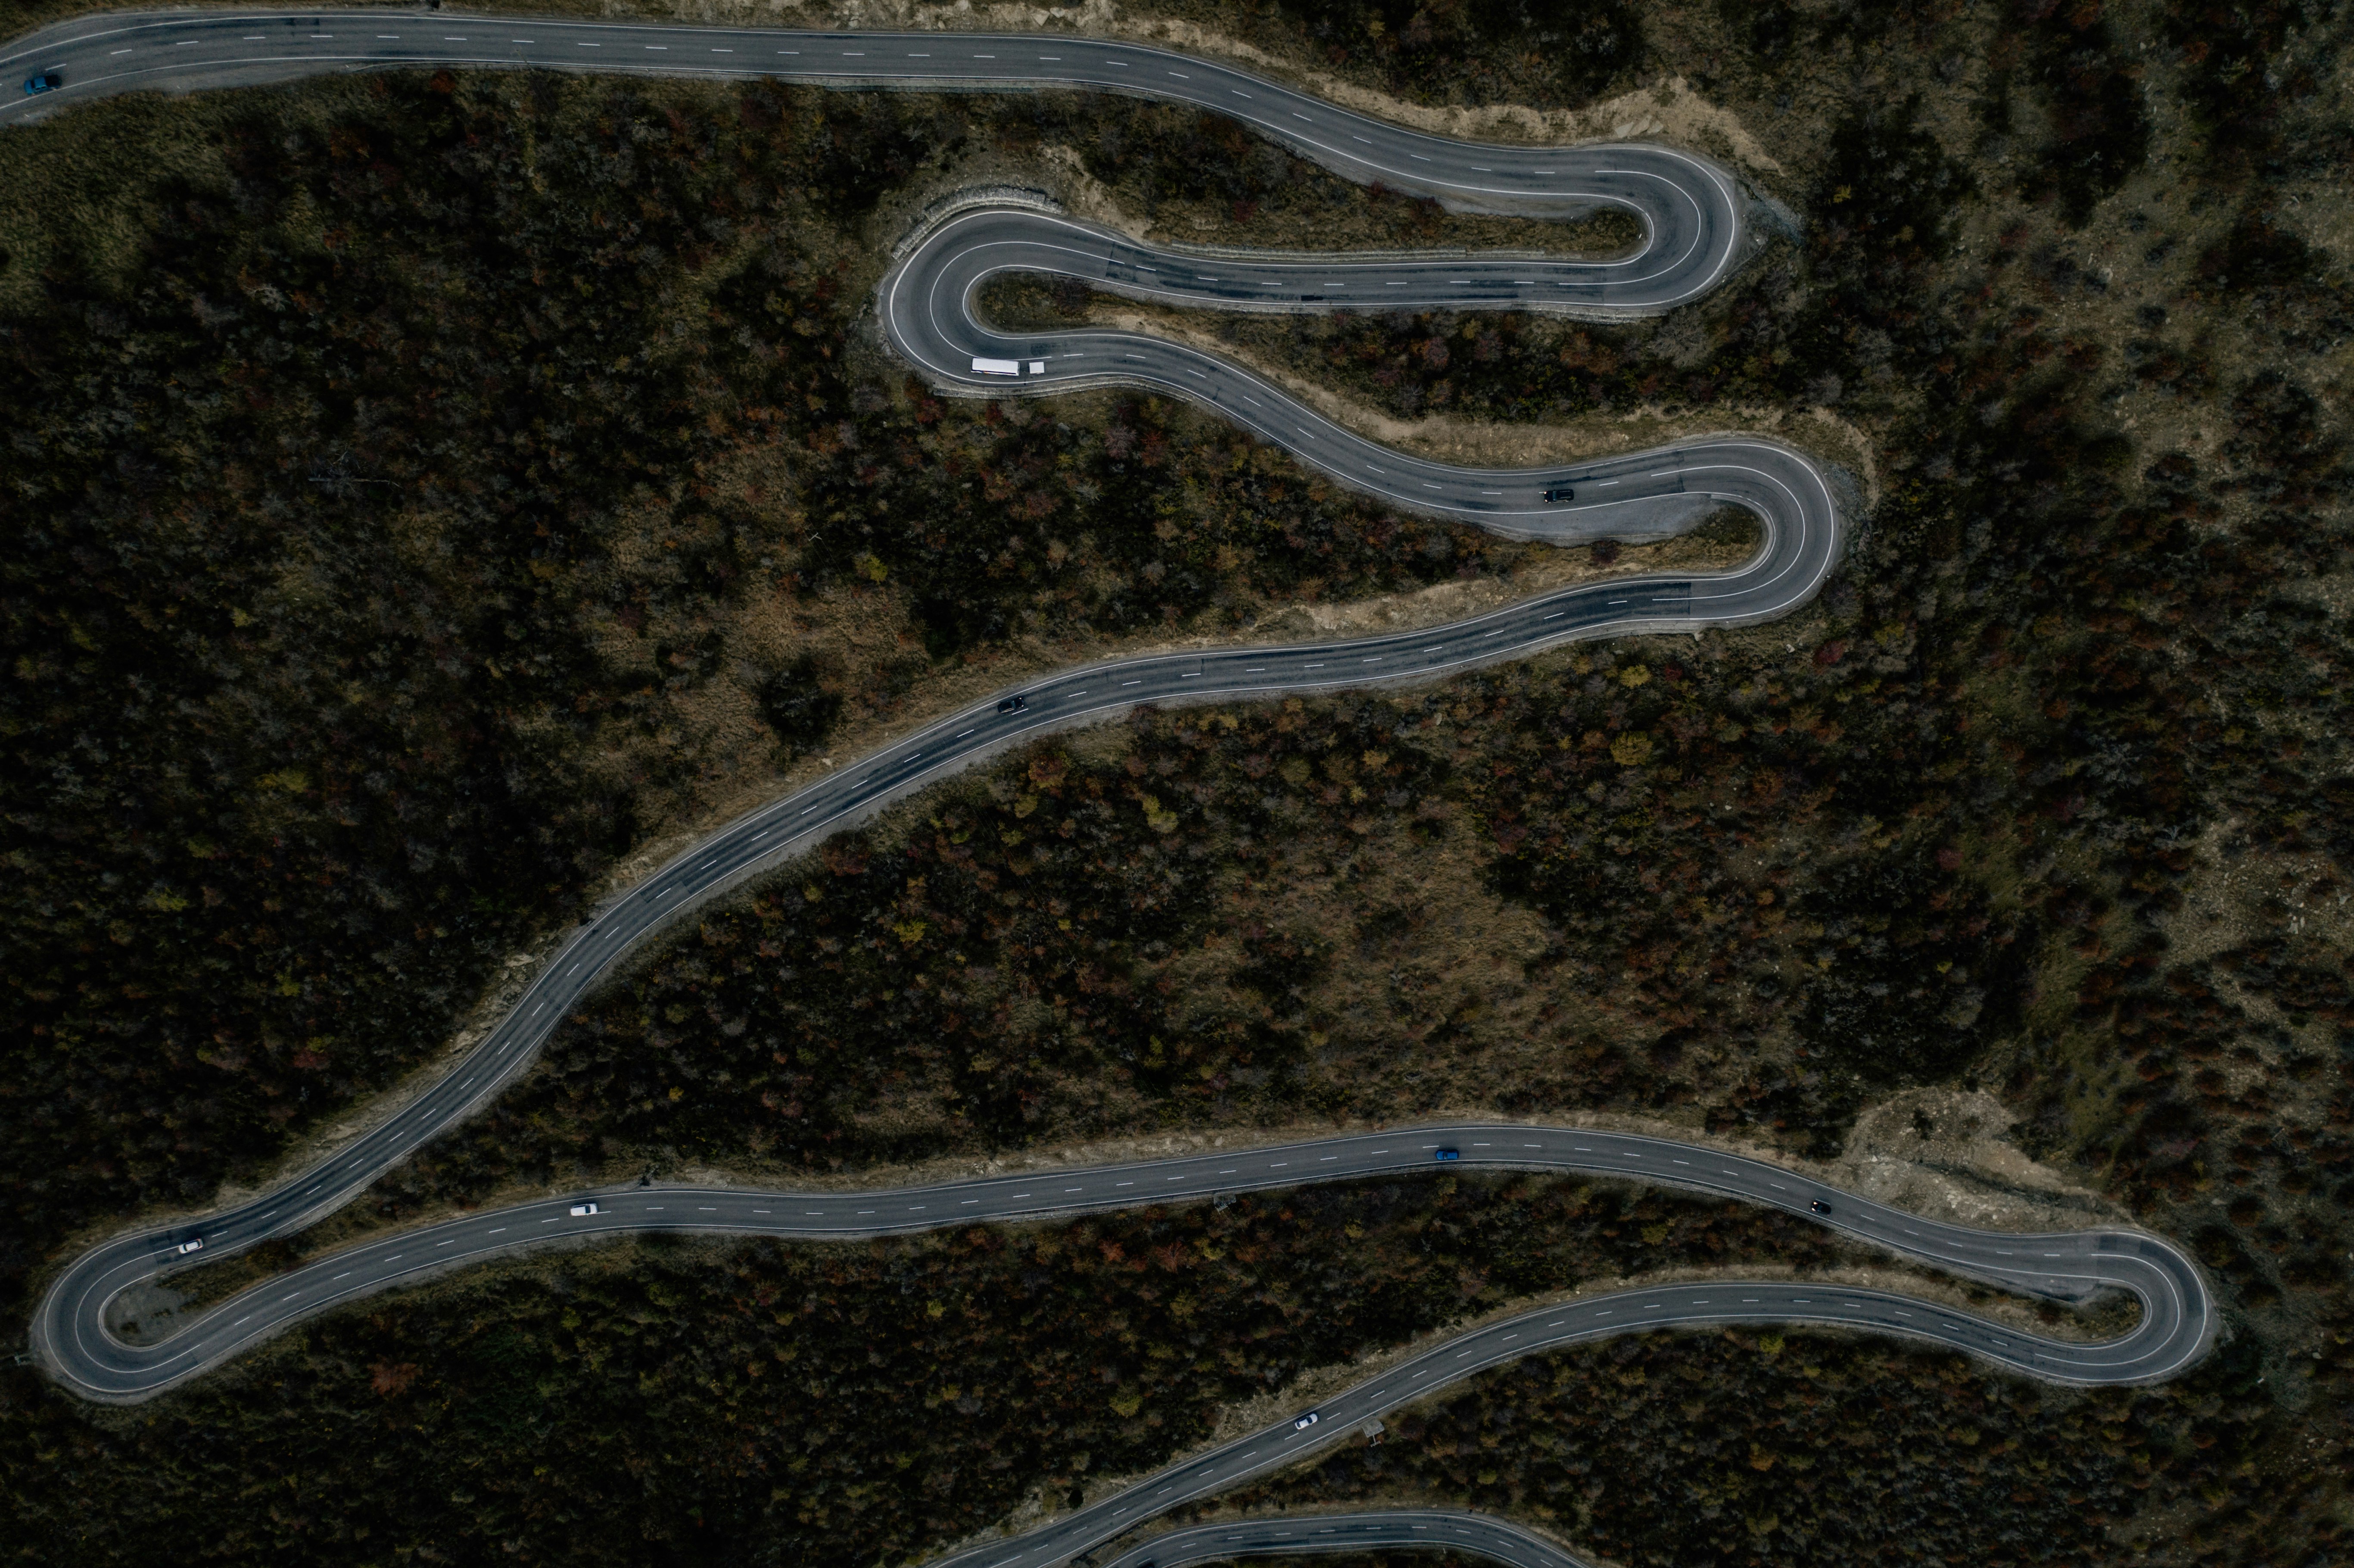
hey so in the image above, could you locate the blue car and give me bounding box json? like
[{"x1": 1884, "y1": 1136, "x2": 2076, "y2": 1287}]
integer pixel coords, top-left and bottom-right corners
[
  {"x1": 1433, "y1": 1148, "x2": 1461, "y2": 1162},
  {"x1": 23, "y1": 70, "x2": 62, "y2": 95}
]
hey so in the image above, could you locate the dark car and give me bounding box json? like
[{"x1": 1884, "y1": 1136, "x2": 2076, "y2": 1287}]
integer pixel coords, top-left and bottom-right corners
[
  {"x1": 22, "y1": 70, "x2": 62, "y2": 95},
  {"x1": 1433, "y1": 1148, "x2": 1461, "y2": 1162},
  {"x1": 1809, "y1": 1199, "x2": 1833, "y2": 1216},
  {"x1": 996, "y1": 694, "x2": 1028, "y2": 715},
  {"x1": 1542, "y1": 486, "x2": 1576, "y2": 502}
]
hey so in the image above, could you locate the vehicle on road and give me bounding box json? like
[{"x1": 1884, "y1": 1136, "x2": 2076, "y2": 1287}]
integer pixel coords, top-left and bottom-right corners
[
  {"x1": 1809, "y1": 1199, "x2": 1833, "y2": 1216},
  {"x1": 1433, "y1": 1148, "x2": 1461, "y2": 1162},
  {"x1": 1542, "y1": 486, "x2": 1576, "y2": 502},
  {"x1": 996, "y1": 694, "x2": 1028, "y2": 714},
  {"x1": 173, "y1": 1236, "x2": 203, "y2": 1256},
  {"x1": 569, "y1": 1202, "x2": 601, "y2": 1217},
  {"x1": 1293, "y1": 1411, "x2": 1320, "y2": 1431},
  {"x1": 22, "y1": 70, "x2": 62, "y2": 94}
]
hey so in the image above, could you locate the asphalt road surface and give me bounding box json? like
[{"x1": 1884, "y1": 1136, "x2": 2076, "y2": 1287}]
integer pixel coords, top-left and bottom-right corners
[{"x1": 1094, "y1": 1507, "x2": 1593, "y2": 1568}]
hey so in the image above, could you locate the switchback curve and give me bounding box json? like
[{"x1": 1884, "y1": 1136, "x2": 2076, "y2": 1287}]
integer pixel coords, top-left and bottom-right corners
[{"x1": 1095, "y1": 1507, "x2": 1594, "y2": 1568}]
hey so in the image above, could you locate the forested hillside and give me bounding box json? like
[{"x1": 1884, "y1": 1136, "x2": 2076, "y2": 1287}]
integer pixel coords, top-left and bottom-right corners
[{"x1": 2, "y1": 0, "x2": 2350, "y2": 1565}]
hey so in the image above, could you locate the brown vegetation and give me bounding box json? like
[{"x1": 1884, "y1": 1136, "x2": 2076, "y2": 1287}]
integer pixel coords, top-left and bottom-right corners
[{"x1": 2, "y1": 0, "x2": 2352, "y2": 1565}]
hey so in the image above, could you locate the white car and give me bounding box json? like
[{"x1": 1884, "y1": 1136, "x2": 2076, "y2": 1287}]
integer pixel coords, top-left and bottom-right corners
[
  {"x1": 174, "y1": 1237, "x2": 204, "y2": 1256},
  {"x1": 569, "y1": 1202, "x2": 601, "y2": 1217},
  {"x1": 1292, "y1": 1411, "x2": 1319, "y2": 1431}
]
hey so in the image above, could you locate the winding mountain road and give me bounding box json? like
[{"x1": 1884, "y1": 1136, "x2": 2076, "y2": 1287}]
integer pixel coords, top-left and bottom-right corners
[
  {"x1": 44, "y1": 1122, "x2": 2213, "y2": 1406},
  {"x1": 35, "y1": 1123, "x2": 2215, "y2": 1568},
  {"x1": 3, "y1": 14, "x2": 2209, "y2": 1568},
  {"x1": 0, "y1": 9, "x2": 1742, "y2": 301}
]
